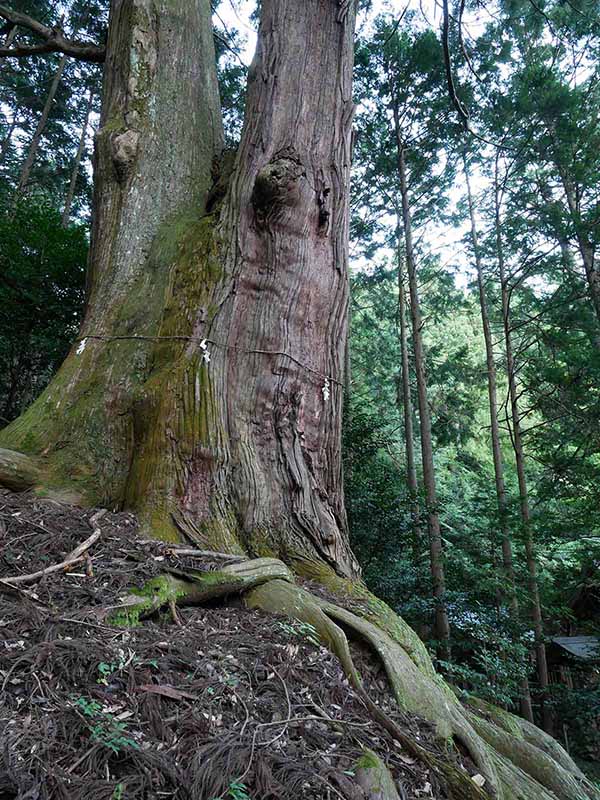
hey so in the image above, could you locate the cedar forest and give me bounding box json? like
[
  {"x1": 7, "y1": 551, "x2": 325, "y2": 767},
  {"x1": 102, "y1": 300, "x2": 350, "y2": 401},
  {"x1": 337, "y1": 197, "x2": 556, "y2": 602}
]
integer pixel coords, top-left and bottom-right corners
[{"x1": 0, "y1": 0, "x2": 599, "y2": 798}]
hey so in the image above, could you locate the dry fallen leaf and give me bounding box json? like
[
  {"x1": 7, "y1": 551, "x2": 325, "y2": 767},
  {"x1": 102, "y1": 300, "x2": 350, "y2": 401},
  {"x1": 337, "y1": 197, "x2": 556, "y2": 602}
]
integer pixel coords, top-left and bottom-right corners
[{"x1": 139, "y1": 684, "x2": 198, "y2": 701}]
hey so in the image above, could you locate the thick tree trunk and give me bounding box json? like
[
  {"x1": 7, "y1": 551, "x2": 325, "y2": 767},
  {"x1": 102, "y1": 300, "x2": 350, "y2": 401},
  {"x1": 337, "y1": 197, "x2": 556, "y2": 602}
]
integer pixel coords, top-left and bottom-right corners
[
  {"x1": 395, "y1": 129, "x2": 450, "y2": 657},
  {"x1": 126, "y1": 0, "x2": 359, "y2": 576},
  {"x1": 62, "y1": 88, "x2": 94, "y2": 226},
  {"x1": 464, "y1": 159, "x2": 533, "y2": 723},
  {"x1": 14, "y1": 54, "x2": 67, "y2": 197},
  {"x1": 1, "y1": 6, "x2": 597, "y2": 798},
  {"x1": 395, "y1": 222, "x2": 422, "y2": 562},
  {"x1": 1, "y1": 0, "x2": 222, "y2": 500},
  {"x1": 0, "y1": 0, "x2": 359, "y2": 578},
  {"x1": 494, "y1": 171, "x2": 551, "y2": 734}
]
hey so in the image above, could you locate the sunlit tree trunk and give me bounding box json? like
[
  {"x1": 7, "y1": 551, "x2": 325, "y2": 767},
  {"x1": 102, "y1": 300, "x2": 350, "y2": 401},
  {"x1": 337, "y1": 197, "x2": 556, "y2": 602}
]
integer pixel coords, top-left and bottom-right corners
[
  {"x1": 464, "y1": 158, "x2": 533, "y2": 723},
  {"x1": 394, "y1": 113, "x2": 450, "y2": 657},
  {"x1": 15, "y1": 54, "x2": 67, "y2": 197},
  {"x1": 494, "y1": 165, "x2": 551, "y2": 734},
  {"x1": 395, "y1": 220, "x2": 422, "y2": 564},
  {"x1": 62, "y1": 88, "x2": 94, "y2": 226}
]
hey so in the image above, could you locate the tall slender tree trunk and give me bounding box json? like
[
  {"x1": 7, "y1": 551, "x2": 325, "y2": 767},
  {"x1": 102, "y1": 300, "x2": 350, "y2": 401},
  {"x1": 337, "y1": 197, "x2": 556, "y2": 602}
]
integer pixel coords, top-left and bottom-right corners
[
  {"x1": 494, "y1": 166, "x2": 552, "y2": 734},
  {"x1": 395, "y1": 219, "x2": 422, "y2": 563},
  {"x1": 0, "y1": 0, "x2": 359, "y2": 578},
  {"x1": 0, "y1": 112, "x2": 19, "y2": 166},
  {"x1": 394, "y1": 116, "x2": 450, "y2": 657},
  {"x1": 558, "y1": 174, "x2": 600, "y2": 329},
  {"x1": 62, "y1": 88, "x2": 94, "y2": 226},
  {"x1": 15, "y1": 54, "x2": 68, "y2": 197},
  {"x1": 2, "y1": 24, "x2": 16, "y2": 47},
  {"x1": 464, "y1": 158, "x2": 533, "y2": 723},
  {"x1": 0, "y1": 26, "x2": 19, "y2": 163}
]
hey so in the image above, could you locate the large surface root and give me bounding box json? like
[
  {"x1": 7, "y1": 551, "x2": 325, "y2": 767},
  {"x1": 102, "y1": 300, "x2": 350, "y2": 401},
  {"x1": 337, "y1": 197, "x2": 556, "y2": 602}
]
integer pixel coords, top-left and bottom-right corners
[
  {"x1": 354, "y1": 749, "x2": 404, "y2": 799},
  {"x1": 2, "y1": 493, "x2": 597, "y2": 800},
  {"x1": 245, "y1": 577, "x2": 600, "y2": 800},
  {"x1": 106, "y1": 557, "x2": 293, "y2": 626},
  {"x1": 108, "y1": 561, "x2": 600, "y2": 800},
  {"x1": 246, "y1": 579, "x2": 491, "y2": 800},
  {"x1": 0, "y1": 447, "x2": 39, "y2": 492}
]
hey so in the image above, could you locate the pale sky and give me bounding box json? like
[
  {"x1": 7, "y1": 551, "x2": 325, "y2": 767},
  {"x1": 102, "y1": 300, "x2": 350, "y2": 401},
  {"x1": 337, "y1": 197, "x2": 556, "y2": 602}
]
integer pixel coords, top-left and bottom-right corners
[{"x1": 215, "y1": 0, "x2": 475, "y2": 289}]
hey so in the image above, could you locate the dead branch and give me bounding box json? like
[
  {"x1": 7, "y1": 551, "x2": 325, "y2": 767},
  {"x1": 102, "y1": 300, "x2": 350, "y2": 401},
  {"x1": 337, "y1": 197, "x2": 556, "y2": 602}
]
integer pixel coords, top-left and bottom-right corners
[
  {"x1": 0, "y1": 4, "x2": 105, "y2": 62},
  {"x1": 2, "y1": 528, "x2": 101, "y2": 585}
]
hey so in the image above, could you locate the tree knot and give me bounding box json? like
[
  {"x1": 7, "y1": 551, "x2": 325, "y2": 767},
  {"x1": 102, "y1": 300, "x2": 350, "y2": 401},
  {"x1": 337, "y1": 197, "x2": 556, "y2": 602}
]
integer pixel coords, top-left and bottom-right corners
[
  {"x1": 252, "y1": 155, "x2": 306, "y2": 225},
  {"x1": 111, "y1": 129, "x2": 140, "y2": 183}
]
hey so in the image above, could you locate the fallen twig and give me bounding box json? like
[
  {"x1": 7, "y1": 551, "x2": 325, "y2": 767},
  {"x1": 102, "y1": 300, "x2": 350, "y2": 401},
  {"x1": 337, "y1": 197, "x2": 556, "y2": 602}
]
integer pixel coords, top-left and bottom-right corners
[
  {"x1": 2, "y1": 529, "x2": 101, "y2": 585},
  {"x1": 0, "y1": 577, "x2": 46, "y2": 604}
]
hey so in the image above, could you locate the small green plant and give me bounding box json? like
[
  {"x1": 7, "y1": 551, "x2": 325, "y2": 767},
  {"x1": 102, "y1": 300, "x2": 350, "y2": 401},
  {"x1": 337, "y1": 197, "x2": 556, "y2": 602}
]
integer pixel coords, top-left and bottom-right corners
[
  {"x1": 96, "y1": 648, "x2": 136, "y2": 685},
  {"x1": 211, "y1": 780, "x2": 252, "y2": 800},
  {"x1": 76, "y1": 697, "x2": 102, "y2": 716},
  {"x1": 75, "y1": 696, "x2": 139, "y2": 754},
  {"x1": 111, "y1": 784, "x2": 125, "y2": 800},
  {"x1": 97, "y1": 661, "x2": 117, "y2": 685}
]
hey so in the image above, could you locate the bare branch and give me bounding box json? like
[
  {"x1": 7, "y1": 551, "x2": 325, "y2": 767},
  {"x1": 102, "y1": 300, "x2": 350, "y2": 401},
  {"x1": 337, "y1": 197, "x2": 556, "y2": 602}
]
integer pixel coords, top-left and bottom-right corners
[
  {"x1": 0, "y1": 4, "x2": 105, "y2": 62},
  {"x1": 441, "y1": 0, "x2": 470, "y2": 129}
]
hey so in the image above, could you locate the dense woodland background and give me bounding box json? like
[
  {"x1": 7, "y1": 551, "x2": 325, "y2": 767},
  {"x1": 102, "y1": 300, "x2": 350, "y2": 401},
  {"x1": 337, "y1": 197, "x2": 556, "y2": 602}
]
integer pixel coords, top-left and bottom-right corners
[{"x1": 1, "y1": 0, "x2": 599, "y2": 773}]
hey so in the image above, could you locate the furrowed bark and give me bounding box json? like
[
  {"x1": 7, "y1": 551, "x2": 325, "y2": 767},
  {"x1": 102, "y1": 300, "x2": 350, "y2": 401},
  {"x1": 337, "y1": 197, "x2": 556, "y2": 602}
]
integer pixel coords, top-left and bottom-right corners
[
  {"x1": 494, "y1": 163, "x2": 551, "y2": 734},
  {"x1": 2, "y1": 0, "x2": 359, "y2": 576},
  {"x1": 464, "y1": 158, "x2": 533, "y2": 724},
  {"x1": 394, "y1": 115, "x2": 450, "y2": 656},
  {"x1": 125, "y1": 0, "x2": 360, "y2": 575},
  {"x1": 0, "y1": 0, "x2": 223, "y2": 505}
]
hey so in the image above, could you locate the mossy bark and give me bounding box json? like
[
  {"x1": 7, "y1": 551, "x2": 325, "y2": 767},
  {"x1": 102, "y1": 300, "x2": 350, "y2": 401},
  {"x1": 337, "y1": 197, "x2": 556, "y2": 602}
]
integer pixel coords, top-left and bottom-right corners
[
  {"x1": 0, "y1": 448, "x2": 39, "y2": 492},
  {"x1": 0, "y1": 0, "x2": 359, "y2": 578},
  {"x1": 123, "y1": 0, "x2": 360, "y2": 576},
  {"x1": 1, "y1": 5, "x2": 597, "y2": 798},
  {"x1": 354, "y1": 749, "x2": 403, "y2": 799},
  {"x1": 245, "y1": 577, "x2": 600, "y2": 800},
  {"x1": 107, "y1": 557, "x2": 293, "y2": 626},
  {"x1": 0, "y1": 0, "x2": 223, "y2": 506}
]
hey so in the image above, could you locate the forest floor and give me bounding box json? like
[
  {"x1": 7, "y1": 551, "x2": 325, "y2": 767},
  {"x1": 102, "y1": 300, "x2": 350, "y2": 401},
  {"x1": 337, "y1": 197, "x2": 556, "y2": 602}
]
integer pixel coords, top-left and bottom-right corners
[{"x1": 0, "y1": 490, "x2": 475, "y2": 800}]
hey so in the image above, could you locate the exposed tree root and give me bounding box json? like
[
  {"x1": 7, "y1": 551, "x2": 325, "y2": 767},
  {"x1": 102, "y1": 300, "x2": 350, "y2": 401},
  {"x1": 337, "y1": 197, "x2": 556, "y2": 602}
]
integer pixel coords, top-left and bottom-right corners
[
  {"x1": 5, "y1": 507, "x2": 598, "y2": 800},
  {"x1": 466, "y1": 704, "x2": 599, "y2": 800},
  {"x1": 106, "y1": 557, "x2": 293, "y2": 626},
  {"x1": 246, "y1": 578, "x2": 492, "y2": 800},
  {"x1": 245, "y1": 576, "x2": 600, "y2": 800},
  {"x1": 103, "y1": 560, "x2": 600, "y2": 800},
  {"x1": 354, "y1": 749, "x2": 404, "y2": 799},
  {"x1": 0, "y1": 447, "x2": 39, "y2": 492}
]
